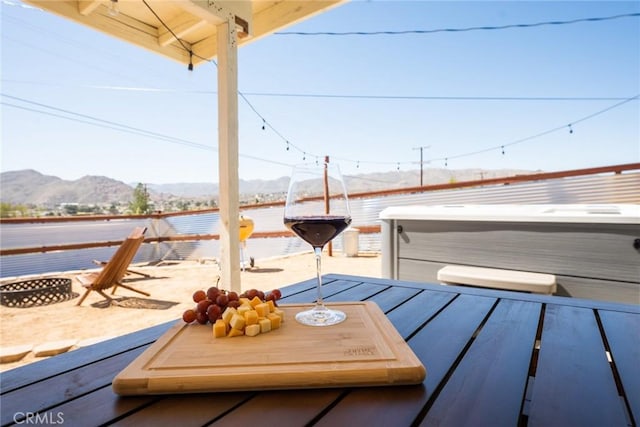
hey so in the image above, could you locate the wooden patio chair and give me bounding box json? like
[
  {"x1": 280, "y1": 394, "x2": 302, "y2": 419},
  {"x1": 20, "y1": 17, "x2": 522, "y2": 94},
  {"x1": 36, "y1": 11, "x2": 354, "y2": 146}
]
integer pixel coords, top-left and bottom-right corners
[{"x1": 75, "y1": 227, "x2": 151, "y2": 306}]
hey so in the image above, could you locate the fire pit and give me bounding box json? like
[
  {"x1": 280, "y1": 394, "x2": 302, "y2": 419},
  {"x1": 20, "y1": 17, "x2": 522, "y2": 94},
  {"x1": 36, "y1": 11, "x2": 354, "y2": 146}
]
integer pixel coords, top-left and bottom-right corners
[{"x1": 0, "y1": 278, "x2": 78, "y2": 308}]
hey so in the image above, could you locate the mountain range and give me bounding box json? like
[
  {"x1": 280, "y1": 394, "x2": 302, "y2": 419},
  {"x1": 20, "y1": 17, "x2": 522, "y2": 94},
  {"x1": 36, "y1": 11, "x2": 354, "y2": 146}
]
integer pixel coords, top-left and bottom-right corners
[{"x1": 0, "y1": 168, "x2": 537, "y2": 206}]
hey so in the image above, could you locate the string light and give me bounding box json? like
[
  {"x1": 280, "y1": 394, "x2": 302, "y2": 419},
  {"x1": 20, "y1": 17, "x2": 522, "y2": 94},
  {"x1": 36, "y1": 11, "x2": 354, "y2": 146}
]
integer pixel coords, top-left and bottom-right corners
[
  {"x1": 188, "y1": 51, "x2": 193, "y2": 71},
  {"x1": 140, "y1": 1, "x2": 639, "y2": 173}
]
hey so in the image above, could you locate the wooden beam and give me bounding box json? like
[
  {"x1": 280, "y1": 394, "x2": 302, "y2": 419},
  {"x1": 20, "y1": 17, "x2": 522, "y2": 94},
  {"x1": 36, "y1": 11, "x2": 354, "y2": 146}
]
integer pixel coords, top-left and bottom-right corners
[
  {"x1": 250, "y1": 1, "x2": 343, "y2": 42},
  {"x1": 78, "y1": 0, "x2": 101, "y2": 16},
  {"x1": 179, "y1": 0, "x2": 252, "y2": 34},
  {"x1": 217, "y1": 19, "x2": 241, "y2": 292},
  {"x1": 158, "y1": 12, "x2": 208, "y2": 47},
  {"x1": 24, "y1": 0, "x2": 190, "y2": 64}
]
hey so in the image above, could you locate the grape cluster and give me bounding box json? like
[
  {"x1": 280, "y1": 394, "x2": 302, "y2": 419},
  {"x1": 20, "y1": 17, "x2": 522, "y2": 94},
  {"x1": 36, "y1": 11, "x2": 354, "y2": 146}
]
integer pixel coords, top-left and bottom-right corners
[{"x1": 183, "y1": 286, "x2": 282, "y2": 325}]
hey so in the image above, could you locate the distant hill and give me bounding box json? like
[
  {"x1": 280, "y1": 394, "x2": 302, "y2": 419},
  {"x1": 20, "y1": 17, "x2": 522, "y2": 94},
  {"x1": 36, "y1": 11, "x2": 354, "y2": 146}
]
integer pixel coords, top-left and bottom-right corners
[
  {"x1": 0, "y1": 170, "x2": 135, "y2": 206},
  {"x1": 1, "y1": 167, "x2": 537, "y2": 206}
]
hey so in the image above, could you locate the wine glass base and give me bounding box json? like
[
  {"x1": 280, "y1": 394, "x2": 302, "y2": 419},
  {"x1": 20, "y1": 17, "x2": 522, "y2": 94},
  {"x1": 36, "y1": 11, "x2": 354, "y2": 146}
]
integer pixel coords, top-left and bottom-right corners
[{"x1": 295, "y1": 307, "x2": 347, "y2": 326}]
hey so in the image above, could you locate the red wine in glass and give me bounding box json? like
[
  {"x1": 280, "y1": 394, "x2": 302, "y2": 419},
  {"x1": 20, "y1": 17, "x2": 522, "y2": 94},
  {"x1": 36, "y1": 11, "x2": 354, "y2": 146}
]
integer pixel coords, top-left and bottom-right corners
[
  {"x1": 284, "y1": 216, "x2": 352, "y2": 249},
  {"x1": 284, "y1": 162, "x2": 352, "y2": 326}
]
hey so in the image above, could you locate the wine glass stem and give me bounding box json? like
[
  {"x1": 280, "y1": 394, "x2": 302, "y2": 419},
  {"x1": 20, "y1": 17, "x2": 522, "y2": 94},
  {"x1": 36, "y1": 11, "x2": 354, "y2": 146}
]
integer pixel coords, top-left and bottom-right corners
[{"x1": 314, "y1": 247, "x2": 325, "y2": 308}]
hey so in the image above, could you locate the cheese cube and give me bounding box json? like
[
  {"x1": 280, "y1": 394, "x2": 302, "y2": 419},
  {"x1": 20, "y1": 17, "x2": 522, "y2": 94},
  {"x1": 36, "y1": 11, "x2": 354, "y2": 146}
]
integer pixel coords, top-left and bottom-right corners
[
  {"x1": 259, "y1": 317, "x2": 271, "y2": 333},
  {"x1": 229, "y1": 313, "x2": 246, "y2": 330},
  {"x1": 249, "y1": 296, "x2": 262, "y2": 308},
  {"x1": 239, "y1": 297, "x2": 251, "y2": 305},
  {"x1": 213, "y1": 319, "x2": 227, "y2": 338},
  {"x1": 267, "y1": 313, "x2": 281, "y2": 329},
  {"x1": 266, "y1": 300, "x2": 276, "y2": 313},
  {"x1": 221, "y1": 307, "x2": 237, "y2": 324},
  {"x1": 274, "y1": 308, "x2": 285, "y2": 322},
  {"x1": 237, "y1": 304, "x2": 252, "y2": 316},
  {"x1": 227, "y1": 327, "x2": 244, "y2": 337},
  {"x1": 244, "y1": 310, "x2": 258, "y2": 325},
  {"x1": 245, "y1": 324, "x2": 261, "y2": 337},
  {"x1": 255, "y1": 302, "x2": 270, "y2": 318}
]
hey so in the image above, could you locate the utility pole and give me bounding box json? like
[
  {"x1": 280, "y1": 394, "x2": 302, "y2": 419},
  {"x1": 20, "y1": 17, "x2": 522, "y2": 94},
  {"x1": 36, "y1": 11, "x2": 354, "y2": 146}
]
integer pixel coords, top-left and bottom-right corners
[{"x1": 412, "y1": 145, "x2": 430, "y2": 186}]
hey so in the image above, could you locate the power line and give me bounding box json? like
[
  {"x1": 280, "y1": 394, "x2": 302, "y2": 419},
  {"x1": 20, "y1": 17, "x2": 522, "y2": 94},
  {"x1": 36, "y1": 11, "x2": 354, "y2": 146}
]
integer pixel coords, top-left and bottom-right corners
[
  {"x1": 2, "y1": 80, "x2": 633, "y2": 102},
  {"x1": 276, "y1": 13, "x2": 640, "y2": 36},
  {"x1": 5, "y1": 2, "x2": 638, "y2": 173},
  {"x1": 0, "y1": 93, "x2": 293, "y2": 168}
]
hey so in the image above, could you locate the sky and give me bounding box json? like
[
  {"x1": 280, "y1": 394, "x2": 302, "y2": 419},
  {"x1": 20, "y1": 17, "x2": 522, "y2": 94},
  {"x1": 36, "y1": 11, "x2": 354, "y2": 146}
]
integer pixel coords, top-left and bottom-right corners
[{"x1": 1, "y1": 0, "x2": 639, "y2": 185}]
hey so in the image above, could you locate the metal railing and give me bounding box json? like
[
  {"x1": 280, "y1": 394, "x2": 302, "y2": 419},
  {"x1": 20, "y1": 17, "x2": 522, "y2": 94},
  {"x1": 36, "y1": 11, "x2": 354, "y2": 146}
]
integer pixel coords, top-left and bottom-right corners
[{"x1": 1, "y1": 163, "x2": 638, "y2": 278}]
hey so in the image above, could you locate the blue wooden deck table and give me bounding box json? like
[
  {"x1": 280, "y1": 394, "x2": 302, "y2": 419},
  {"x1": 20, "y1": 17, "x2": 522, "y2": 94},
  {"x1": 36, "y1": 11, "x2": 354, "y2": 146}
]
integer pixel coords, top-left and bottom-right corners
[{"x1": 1, "y1": 274, "x2": 638, "y2": 426}]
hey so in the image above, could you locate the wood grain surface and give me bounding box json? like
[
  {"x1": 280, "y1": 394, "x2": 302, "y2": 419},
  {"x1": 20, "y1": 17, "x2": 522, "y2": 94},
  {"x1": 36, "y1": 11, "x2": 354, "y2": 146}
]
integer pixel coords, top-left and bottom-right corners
[{"x1": 113, "y1": 302, "x2": 426, "y2": 395}]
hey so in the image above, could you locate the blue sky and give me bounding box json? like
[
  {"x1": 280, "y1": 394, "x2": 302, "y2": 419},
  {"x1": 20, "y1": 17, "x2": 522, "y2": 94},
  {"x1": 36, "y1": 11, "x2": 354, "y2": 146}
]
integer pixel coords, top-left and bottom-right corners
[{"x1": 1, "y1": 0, "x2": 639, "y2": 184}]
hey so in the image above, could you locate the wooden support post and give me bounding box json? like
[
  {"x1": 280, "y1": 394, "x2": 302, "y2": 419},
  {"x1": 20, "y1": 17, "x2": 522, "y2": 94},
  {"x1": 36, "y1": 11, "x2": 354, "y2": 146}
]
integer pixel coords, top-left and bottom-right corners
[{"x1": 217, "y1": 18, "x2": 241, "y2": 292}]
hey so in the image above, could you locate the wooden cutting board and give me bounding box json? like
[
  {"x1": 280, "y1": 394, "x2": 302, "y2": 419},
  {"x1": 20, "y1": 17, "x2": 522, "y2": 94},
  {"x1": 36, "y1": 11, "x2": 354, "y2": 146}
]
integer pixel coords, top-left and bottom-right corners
[{"x1": 113, "y1": 302, "x2": 426, "y2": 395}]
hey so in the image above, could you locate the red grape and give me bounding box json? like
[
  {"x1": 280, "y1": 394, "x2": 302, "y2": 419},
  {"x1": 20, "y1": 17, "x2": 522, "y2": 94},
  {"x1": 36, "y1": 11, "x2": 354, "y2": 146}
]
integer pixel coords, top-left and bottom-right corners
[
  {"x1": 227, "y1": 300, "x2": 241, "y2": 309},
  {"x1": 195, "y1": 311, "x2": 208, "y2": 324},
  {"x1": 182, "y1": 309, "x2": 197, "y2": 323},
  {"x1": 207, "y1": 304, "x2": 222, "y2": 322},
  {"x1": 216, "y1": 294, "x2": 229, "y2": 306},
  {"x1": 271, "y1": 289, "x2": 282, "y2": 300},
  {"x1": 193, "y1": 290, "x2": 206, "y2": 303},
  {"x1": 256, "y1": 290, "x2": 265, "y2": 301},
  {"x1": 197, "y1": 299, "x2": 212, "y2": 314},
  {"x1": 245, "y1": 289, "x2": 258, "y2": 299},
  {"x1": 207, "y1": 286, "x2": 220, "y2": 301},
  {"x1": 227, "y1": 291, "x2": 239, "y2": 301}
]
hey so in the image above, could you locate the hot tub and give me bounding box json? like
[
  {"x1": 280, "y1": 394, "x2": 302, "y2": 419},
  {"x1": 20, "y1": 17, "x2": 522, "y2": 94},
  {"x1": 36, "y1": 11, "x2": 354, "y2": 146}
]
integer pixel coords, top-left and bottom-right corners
[{"x1": 380, "y1": 204, "x2": 640, "y2": 304}]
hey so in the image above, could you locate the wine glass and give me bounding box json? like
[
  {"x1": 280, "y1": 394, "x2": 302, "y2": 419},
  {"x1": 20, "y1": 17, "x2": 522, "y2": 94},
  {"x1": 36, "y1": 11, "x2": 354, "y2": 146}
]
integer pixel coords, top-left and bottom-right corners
[{"x1": 284, "y1": 162, "x2": 352, "y2": 326}]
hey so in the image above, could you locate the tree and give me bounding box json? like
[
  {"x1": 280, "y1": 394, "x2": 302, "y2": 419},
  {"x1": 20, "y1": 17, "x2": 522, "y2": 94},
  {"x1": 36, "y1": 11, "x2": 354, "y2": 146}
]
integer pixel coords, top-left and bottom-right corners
[{"x1": 129, "y1": 183, "x2": 151, "y2": 214}]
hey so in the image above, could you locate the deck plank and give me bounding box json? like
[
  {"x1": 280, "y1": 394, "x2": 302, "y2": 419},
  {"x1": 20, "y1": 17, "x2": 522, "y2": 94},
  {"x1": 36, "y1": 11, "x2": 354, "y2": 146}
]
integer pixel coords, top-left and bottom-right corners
[
  {"x1": 317, "y1": 293, "x2": 496, "y2": 426},
  {"x1": 210, "y1": 389, "x2": 343, "y2": 426},
  {"x1": 598, "y1": 309, "x2": 640, "y2": 423},
  {"x1": 40, "y1": 385, "x2": 158, "y2": 427},
  {"x1": 422, "y1": 299, "x2": 541, "y2": 426},
  {"x1": 367, "y1": 285, "x2": 421, "y2": 313},
  {"x1": 112, "y1": 392, "x2": 254, "y2": 426},
  {"x1": 1, "y1": 346, "x2": 149, "y2": 426},
  {"x1": 0, "y1": 321, "x2": 172, "y2": 394},
  {"x1": 278, "y1": 278, "x2": 362, "y2": 304},
  {"x1": 529, "y1": 304, "x2": 629, "y2": 426}
]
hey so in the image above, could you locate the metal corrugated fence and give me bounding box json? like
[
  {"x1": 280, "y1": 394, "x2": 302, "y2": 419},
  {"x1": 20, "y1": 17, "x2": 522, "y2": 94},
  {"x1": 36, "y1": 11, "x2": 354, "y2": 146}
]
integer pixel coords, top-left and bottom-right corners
[{"x1": 1, "y1": 170, "x2": 638, "y2": 278}]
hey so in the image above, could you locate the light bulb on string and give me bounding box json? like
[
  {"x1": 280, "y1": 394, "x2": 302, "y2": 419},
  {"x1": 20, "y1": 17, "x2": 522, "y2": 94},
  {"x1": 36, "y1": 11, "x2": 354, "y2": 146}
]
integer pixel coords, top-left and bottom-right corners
[
  {"x1": 261, "y1": 119, "x2": 266, "y2": 131},
  {"x1": 445, "y1": 158, "x2": 448, "y2": 167},
  {"x1": 568, "y1": 124, "x2": 573, "y2": 134},
  {"x1": 303, "y1": 152, "x2": 306, "y2": 161},
  {"x1": 397, "y1": 162, "x2": 400, "y2": 171},
  {"x1": 286, "y1": 141, "x2": 290, "y2": 151},
  {"x1": 501, "y1": 146, "x2": 505, "y2": 155},
  {"x1": 356, "y1": 161, "x2": 360, "y2": 169},
  {"x1": 188, "y1": 51, "x2": 193, "y2": 72}
]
